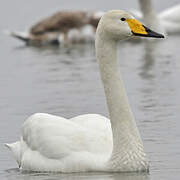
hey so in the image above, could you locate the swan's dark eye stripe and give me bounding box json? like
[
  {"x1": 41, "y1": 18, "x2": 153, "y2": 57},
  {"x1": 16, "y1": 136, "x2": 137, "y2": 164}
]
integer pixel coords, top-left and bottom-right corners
[{"x1": 121, "y1": 18, "x2": 126, "y2": 21}]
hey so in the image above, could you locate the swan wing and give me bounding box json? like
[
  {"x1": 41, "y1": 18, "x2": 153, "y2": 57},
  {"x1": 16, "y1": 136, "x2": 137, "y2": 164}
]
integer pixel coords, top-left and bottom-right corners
[
  {"x1": 70, "y1": 114, "x2": 111, "y2": 132},
  {"x1": 159, "y1": 4, "x2": 180, "y2": 23},
  {"x1": 161, "y1": 20, "x2": 180, "y2": 34},
  {"x1": 14, "y1": 113, "x2": 112, "y2": 171},
  {"x1": 70, "y1": 114, "x2": 112, "y2": 150},
  {"x1": 23, "y1": 113, "x2": 112, "y2": 157},
  {"x1": 30, "y1": 11, "x2": 87, "y2": 35}
]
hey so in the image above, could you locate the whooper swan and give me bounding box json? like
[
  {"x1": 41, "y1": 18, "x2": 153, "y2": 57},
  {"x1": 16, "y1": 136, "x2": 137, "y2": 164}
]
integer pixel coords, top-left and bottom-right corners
[{"x1": 5, "y1": 10, "x2": 164, "y2": 173}]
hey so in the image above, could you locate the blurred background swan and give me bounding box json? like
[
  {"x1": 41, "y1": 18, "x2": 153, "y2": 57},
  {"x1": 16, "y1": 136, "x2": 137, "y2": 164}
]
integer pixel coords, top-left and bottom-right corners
[
  {"x1": 5, "y1": 10, "x2": 103, "y2": 46},
  {"x1": 5, "y1": 0, "x2": 180, "y2": 46},
  {"x1": 131, "y1": 0, "x2": 180, "y2": 34}
]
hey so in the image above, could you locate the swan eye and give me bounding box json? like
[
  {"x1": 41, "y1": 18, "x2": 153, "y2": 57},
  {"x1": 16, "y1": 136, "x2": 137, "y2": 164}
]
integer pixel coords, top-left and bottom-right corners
[{"x1": 121, "y1": 18, "x2": 126, "y2": 21}]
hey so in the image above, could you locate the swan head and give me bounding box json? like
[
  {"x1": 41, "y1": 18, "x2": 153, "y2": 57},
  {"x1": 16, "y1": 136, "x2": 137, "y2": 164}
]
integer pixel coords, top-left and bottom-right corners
[{"x1": 97, "y1": 10, "x2": 164, "y2": 40}]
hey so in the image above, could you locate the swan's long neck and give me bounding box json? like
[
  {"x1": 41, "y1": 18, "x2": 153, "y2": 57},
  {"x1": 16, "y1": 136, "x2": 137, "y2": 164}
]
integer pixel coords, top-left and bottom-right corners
[
  {"x1": 139, "y1": 0, "x2": 156, "y2": 19},
  {"x1": 95, "y1": 29, "x2": 148, "y2": 171},
  {"x1": 139, "y1": 0, "x2": 165, "y2": 33}
]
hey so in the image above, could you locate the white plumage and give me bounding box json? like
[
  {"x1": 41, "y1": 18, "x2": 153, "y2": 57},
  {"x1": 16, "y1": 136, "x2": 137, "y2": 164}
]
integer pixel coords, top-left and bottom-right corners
[
  {"x1": 6, "y1": 10, "x2": 164, "y2": 172},
  {"x1": 11, "y1": 113, "x2": 112, "y2": 172}
]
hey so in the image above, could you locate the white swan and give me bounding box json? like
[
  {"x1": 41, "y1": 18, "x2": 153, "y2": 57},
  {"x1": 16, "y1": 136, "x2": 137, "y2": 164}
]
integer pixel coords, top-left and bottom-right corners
[
  {"x1": 5, "y1": 10, "x2": 164, "y2": 172},
  {"x1": 132, "y1": 0, "x2": 180, "y2": 34}
]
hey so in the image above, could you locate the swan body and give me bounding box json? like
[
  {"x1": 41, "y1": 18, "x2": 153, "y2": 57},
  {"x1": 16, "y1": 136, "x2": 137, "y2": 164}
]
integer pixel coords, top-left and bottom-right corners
[
  {"x1": 6, "y1": 113, "x2": 112, "y2": 172},
  {"x1": 160, "y1": 4, "x2": 180, "y2": 34},
  {"x1": 6, "y1": 11, "x2": 103, "y2": 46},
  {"x1": 6, "y1": 10, "x2": 164, "y2": 172},
  {"x1": 132, "y1": 0, "x2": 180, "y2": 34},
  {"x1": 159, "y1": 4, "x2": 180, "y2": 23}
]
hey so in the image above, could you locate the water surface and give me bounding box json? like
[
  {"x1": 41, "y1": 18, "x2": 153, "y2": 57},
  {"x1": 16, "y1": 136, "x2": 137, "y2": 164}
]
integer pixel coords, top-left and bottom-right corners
[{"x1": 0, "y1": 0, "x2": 180, "y2": 180}]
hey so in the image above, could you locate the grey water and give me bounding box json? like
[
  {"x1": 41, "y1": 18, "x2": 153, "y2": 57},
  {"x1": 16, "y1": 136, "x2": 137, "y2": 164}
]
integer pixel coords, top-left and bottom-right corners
[{"x1": 0, "y1": 0, "x2": 180, "y2": 180}]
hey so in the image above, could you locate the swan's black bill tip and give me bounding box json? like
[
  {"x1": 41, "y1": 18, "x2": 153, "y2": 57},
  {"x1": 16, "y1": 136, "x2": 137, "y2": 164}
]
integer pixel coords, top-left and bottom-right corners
[
  {"x1": 143, "y1": 25, "x2": 165, "y2": 38},
  {"x1": 133, "y1": 25, "x2": 165, "y2": 39}
]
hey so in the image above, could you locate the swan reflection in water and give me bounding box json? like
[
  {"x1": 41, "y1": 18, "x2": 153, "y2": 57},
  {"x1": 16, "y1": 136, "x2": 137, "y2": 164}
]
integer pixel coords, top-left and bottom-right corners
[
  {"x1": 6, "y1": 168, "x2": 150, "y2": 180},
  {"x1": 139, "y1": 39, "x2": 165, "y2": 80}
]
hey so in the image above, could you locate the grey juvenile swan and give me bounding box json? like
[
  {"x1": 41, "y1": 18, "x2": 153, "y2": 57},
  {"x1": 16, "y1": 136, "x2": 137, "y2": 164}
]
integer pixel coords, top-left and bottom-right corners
[{"x1": 6, "y1": 11, "x2": 103, "y2": 45}]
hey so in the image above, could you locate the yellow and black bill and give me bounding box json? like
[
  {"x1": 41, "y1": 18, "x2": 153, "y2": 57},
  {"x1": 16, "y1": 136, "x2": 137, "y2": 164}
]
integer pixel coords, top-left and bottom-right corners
[
  {"x1": 126, "y1": 19, "x2": 164, "y2": 38},
  {"x1": 132, "y1": 25, "x2": 164, "y2": 38}
]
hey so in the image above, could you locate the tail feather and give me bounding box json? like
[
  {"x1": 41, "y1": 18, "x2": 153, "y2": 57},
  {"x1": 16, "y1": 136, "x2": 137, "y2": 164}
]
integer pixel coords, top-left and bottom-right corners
[
  {"x1": 4, "y1": 143, "x2": 12, "y2": 149},
  {"x1": 3, "y1": 30, "x2": 30, "y2": 42},
  {"x1": 5, "y1": 141, "x2": 21, "y2": 168}
]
